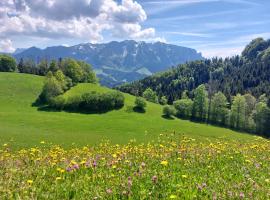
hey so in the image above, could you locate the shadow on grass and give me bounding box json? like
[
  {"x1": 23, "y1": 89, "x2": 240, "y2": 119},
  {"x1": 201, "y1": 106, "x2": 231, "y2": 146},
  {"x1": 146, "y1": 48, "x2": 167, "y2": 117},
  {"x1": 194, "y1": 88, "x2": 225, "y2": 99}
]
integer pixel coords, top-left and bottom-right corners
[
  {"x1": 34, "y1": 103, "x2": 123, "y2": 115},
  {"x1": 133, "y1": 107, "x2": 146, "y2": 113},
  {"x1": 162, "y1": 115, "x2": 174, "y2": 120}
]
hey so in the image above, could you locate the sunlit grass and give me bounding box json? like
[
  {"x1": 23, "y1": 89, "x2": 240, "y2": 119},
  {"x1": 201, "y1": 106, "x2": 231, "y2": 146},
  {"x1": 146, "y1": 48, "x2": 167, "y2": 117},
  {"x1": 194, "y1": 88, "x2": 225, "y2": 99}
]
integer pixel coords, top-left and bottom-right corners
[{"x1": 0, "y1": 133, "x2": 269, "y2": 199}]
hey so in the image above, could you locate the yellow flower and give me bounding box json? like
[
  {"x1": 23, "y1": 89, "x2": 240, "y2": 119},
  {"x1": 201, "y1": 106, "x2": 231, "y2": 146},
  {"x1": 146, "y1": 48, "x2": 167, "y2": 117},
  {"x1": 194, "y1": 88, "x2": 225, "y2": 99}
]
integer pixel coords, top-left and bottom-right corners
[
  {"x1": 112, "y1": 165, "x2": 117, "y2": 169},
  {"x1": 112, "y1": 154, "x2": 117, "y2": 158},
  {"x1": 27, "y1": 180, "x2": 33, "y2": 185},
  {"x1": 170, "y1": 194, "x2": 177, "y2": 199},
  {"x1": 55, "y1": 177, "x2": 61, "y2": 181},
  {"x1": 160, "y1": 160, "x2": 168, "y2": 166},
  {"x1": 182, "y1": 175, "x2": 188, "y2": 178},
  {"x1": 80, "y1": 160, "x2": 86, "y2": 165},
  {"x1": 40, "y1": 141, "x2": 45, "y2": 144}
]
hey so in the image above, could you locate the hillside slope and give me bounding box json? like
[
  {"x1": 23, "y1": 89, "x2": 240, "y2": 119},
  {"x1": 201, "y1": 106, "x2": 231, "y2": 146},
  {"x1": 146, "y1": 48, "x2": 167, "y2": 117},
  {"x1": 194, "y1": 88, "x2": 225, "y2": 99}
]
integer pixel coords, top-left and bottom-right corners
[
  {"x1": 118, "y1": 38, "x2": 270, "y2": 103},
  {"x1": 0, "y1": 72, "x2": 254, "y2": 149}
]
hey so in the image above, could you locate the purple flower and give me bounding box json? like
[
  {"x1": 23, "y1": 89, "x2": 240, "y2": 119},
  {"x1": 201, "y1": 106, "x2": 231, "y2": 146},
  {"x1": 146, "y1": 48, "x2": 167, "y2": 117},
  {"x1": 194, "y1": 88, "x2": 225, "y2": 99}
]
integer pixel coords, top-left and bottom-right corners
[
  {"x1": 106, "y1": 188, "x2": 112, "y2": 194},
  {"x1": 93, "y1": 160, "x2": 97, "y2": 168},
  {"x1": 239, "y1": 192, "x2": 245, "y2": 199},
  {"x1": 152, "y1": 175, "x2": 158, "y2": 184},
  {"x1": 66, "y1": 167, "x2": 72, "y2": 172},
  {"x1": 128, "y1": 176, "x2": 132, "y2": 188},
  {"x1": 73, "y1": 164, "x2": 79, "y2": 170}
]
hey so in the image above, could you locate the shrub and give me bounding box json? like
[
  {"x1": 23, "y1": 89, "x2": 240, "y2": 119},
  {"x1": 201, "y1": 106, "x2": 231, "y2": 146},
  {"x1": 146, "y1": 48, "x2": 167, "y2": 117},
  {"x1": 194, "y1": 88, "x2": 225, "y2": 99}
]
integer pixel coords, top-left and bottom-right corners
[
  {"x1": 159, "y1": 96, "x2": 168, "y2": 105},
  {"x1": 80, "y1": 92, "x2": 100, "y2": 111},
  {"x1": 64, "y1": 91, "x2": 125, "y2": 112},
  {"x1": 173, "y1": 99, "x2": 193, "y2": 118},
  {"x1": 163, "y1": 105, "x2": 175, "y2": 117},
  {"x1": 111, "y1": 91, "x2": 125, "y2": 108},
  {"x1": 143, "y1": 88, "x2": 158, "y2": 103},
  {"x1": 134, "y1": 97, "x2": 147, "y2": 110},
  {"x1": 0, "y1": 54, "x2": 17, "y2": 72},
  {"x1": 38, "y1": 76, "x2": 63, "y2": 104},
  {"x1": 50, "y1": 96, "x2": 66, "y2": 110},
  {"x1": 65, "y1": 95, "x2": 82, "y2": 110}
]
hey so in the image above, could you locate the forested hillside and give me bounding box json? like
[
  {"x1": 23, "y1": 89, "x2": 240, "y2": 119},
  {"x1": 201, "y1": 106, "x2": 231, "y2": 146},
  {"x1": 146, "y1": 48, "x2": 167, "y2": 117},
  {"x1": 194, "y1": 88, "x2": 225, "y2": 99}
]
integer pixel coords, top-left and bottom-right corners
[{"x1": 118, "y1": 38, "x2": 270, "y2": 103}]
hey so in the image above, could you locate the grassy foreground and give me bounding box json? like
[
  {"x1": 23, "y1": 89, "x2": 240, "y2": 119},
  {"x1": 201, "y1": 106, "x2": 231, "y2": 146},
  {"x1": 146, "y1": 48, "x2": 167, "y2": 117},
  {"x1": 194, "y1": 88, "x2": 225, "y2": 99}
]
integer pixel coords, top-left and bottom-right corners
[
  {"x1": 0, "y1": 134, "x2": 269, "y2": 199},
  {"x1": 0, "y1": 72, "x2": 255, "y2": 149},
  {"x1": 0, "y1": 73, "x2": 269, "y2": 199}
]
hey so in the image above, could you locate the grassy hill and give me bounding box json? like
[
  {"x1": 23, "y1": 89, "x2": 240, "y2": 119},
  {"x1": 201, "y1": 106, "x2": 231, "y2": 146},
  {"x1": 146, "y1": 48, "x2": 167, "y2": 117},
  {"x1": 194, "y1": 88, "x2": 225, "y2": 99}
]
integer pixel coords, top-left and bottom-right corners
[
  {"x1": 0, "y1": 72, "x2": 255, "y2": 149},
  {"x1": 0, "y1": 72, "x2": 269, "y2": 199}
]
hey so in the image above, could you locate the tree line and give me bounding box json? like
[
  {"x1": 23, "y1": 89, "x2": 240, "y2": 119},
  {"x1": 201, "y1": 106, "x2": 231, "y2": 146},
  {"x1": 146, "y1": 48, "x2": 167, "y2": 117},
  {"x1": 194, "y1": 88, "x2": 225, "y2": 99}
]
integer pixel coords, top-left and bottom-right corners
[
  {"x1": 118, "y1": 38, "x2": 270, "y2": 104},
  {"x1": 148, "y1": 84, "x2": 269, "y2": 137}
]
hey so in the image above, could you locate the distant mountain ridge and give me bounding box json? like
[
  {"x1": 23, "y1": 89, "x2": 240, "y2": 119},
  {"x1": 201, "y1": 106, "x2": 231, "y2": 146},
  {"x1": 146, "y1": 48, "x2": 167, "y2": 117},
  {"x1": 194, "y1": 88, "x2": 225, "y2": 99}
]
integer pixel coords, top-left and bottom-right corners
[{"x1": 14, "y1": 40, "x2": 203, "y2": 86}]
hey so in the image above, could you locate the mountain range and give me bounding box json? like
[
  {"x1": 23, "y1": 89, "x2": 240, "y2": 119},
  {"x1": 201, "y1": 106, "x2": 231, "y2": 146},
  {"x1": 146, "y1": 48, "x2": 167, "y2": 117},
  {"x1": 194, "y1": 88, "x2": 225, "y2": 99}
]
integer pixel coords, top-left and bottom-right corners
[{"x1": 13, "y1": 40, "x2": 203, "y2": 86}]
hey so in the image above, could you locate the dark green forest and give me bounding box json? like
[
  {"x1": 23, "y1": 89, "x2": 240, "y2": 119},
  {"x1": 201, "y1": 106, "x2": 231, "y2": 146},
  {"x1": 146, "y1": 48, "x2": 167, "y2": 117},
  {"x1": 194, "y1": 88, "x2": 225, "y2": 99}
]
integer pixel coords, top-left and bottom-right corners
[
  {"x1": 118, "y1": 38, "x2": 270, "y2": 104},
  {"x1": 118, "y1": 38, "x2": 270, "y2": 137}
]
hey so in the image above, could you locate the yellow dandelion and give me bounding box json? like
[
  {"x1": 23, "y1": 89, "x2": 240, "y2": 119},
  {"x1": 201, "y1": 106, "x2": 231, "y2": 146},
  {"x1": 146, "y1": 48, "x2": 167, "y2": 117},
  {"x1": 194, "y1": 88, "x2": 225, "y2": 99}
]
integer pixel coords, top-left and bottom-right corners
[
  {"x1": 27, "y1": 180, "x2": 33, "y2": 185},
  {"x1": 160, "y1": 160, "x2": 168, "y2": 166},
  {"x1": 182, "y1": 175, "x2": 188, "y2": 178},
  {"x1": 170, "y1": 194, "x2": 177, "y2": 199}
]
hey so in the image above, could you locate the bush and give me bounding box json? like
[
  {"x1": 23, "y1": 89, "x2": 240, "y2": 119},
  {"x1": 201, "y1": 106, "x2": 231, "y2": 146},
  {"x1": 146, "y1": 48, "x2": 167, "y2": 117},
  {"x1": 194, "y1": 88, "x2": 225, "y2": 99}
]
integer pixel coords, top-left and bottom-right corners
[
  {"x1": 111, "y1": 91, "x2": 125, "y2": 108},
  {"x1": 63, "y1": 91, "x2": 125, "y2": 112},
  {"x1": 143, "y1": 88, "x2": 158, "y2": 103},
  {"x1": 80, "y1": 92, "x2": 100, "y2": 111},
  {"x1": 50, "y1": 96, "x2": 66, "y2": 110},
  {"x1": 173, "y1": 99, "x2": 193, "y2": 118},
  {"x1": 163, "y1": 105, "x2": 175, "y2": 117},
  {"x1": 38, "y1": 76, "x2": 64, "y2": 104},
  {"x1": 159, "y1": 96, "x2": 168, "y2": 105},
  {"x1": 0, "y1": 54, "x2": 17, "y2": 72},
  {"x1": 134, "y1": 97, "x2": 147, "y2": 111},
  {"x1": 65, "y1": 95, "x2": 82, "y2": 110}
]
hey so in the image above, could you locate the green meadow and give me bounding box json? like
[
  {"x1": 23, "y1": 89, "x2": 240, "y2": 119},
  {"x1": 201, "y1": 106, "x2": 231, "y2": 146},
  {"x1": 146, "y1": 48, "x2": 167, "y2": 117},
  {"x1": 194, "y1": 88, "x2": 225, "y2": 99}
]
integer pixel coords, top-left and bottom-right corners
[{"x1": 0, "y1": 72, "x2": 254, "y2": 149}]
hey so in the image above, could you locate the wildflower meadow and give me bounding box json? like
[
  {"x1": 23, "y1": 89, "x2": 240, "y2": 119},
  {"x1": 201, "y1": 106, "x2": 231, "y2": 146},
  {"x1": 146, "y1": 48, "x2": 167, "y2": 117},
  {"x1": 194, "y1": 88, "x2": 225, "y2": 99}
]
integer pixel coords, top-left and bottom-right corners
[{"x1": 0, "y1": 133, "x2": 269, "y2": 199}]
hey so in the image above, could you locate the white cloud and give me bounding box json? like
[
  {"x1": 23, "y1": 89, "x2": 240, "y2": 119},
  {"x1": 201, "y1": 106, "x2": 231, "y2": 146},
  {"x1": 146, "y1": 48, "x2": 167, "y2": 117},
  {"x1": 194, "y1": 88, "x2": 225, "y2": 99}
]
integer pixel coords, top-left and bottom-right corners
[
  {"x1": 165, "y1": 31, "x2": 213, "y2": 38},
  {"x1": 0, "y1": 0, "x2": 159, "y2": 45},
  {"x1": 195, "y1": 32, "x2": 270, "y2": 58},
  {"x1": 199, "y1": 46, "x2": 244, "y2": 58},
  {"x1": 0, "y1": 39, "x2": 15, "y2": 53}
]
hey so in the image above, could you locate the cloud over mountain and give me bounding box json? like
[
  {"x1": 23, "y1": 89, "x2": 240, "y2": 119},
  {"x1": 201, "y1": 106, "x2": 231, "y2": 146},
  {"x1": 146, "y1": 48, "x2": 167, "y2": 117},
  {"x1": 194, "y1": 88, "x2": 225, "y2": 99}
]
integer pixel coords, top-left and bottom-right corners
[{"x1": 0, "y1": 0, "x2": 160, "y2": 51}]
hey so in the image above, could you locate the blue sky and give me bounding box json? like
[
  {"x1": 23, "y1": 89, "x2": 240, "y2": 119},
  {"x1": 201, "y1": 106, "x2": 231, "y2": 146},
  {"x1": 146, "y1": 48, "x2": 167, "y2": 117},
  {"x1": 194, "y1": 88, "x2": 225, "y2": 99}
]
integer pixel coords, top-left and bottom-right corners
[
  {"x1": 1, "y1": 0, "x2": 270, "y2": 57},
  {"x1": 138, "y1": 0, "x2": 270, "y2": 57}
]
